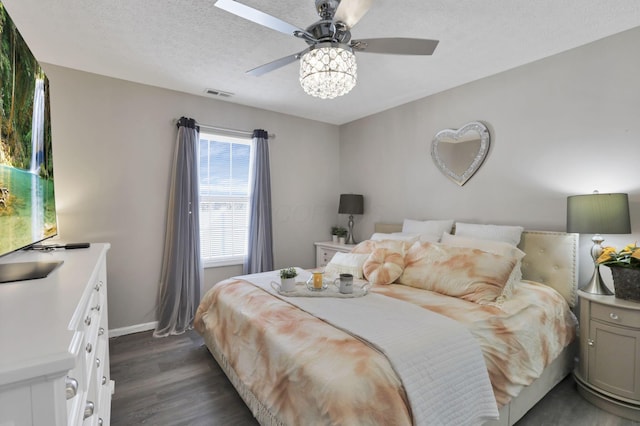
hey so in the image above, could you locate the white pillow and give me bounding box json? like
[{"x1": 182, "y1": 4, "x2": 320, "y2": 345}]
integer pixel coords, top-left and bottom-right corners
[
  {"x1": 454, "y1": 222, "x2": 524, "y2": 247},
  {"x1": 402, "y1": 219, "x2": 454, "y2": 242},
  {"x1": 370, "y1": 232, "x2": 420, "y2": 243},
  {"x1": 324, "y1": 252, "x2": 370, "y2": 279}
]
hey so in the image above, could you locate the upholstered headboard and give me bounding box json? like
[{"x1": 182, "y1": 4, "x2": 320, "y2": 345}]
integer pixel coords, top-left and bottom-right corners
[{"x1": 373, "y1": 223, "x2": 579, "y2": 307}]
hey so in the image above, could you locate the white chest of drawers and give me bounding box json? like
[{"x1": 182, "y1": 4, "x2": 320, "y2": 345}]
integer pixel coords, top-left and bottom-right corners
[{"x1": 0, "y1": 243, "x2": 113, "y2": 425}]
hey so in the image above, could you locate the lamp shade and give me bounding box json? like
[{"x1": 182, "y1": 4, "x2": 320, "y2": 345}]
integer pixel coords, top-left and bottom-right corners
[
  {"x1": 338, "y1": 194, "x2": 364, "y2": 215},
  {"x1": 567, "y1": 193, "x2": 631, "y2": 234}
]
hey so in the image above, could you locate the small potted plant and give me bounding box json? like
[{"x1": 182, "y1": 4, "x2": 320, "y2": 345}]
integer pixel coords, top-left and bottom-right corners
[
  {"x1": 279, "y1": 267, "x2": 298, "y2": 292},
  {"x1": 335, "y1": 226, "x2": 348, "y2": 244},
  {"x1": 331, "y1": 226, "x2": 340, "y2": 243}
]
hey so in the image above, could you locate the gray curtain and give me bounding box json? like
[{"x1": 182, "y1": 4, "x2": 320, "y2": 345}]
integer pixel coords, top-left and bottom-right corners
[
  {"x1": 154, "y1": 117, "x2": 203, "y2": 337},
  {"x1": 243, "y1": 129, "x2": 274, "y2": 274}
]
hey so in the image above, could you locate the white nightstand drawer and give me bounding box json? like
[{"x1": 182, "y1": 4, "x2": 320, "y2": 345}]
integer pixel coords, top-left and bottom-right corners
[
  {"x1": 591, "y1": 302, "x2": 640, "y2": 328},
  {"x1": 314, "y1": 242, "x2": 355, "y2": 268}
]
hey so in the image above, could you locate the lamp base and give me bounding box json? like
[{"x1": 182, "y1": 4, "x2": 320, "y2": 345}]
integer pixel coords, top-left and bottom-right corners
[
  {"x1": 346, "y1": 214, "x2": 357, "y2": 245},
  {"x1": 581, "y1": 264, "x2": 614, "y2": 295}
]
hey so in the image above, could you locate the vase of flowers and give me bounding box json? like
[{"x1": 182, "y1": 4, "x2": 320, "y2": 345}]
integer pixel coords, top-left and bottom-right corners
[{"x1": 597, "y1": 243, "x2": 640, "y2": 301}]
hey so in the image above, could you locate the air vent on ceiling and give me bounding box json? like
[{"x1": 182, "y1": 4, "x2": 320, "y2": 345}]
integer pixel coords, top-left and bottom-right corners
[{"x1": 205, "y1": 88, "x2": 233, "y2": 98}]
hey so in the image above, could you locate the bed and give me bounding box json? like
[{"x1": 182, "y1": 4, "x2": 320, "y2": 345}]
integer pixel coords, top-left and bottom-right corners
[{"x1": 195, "y1": 223, "x2": 579, "y2": 426}]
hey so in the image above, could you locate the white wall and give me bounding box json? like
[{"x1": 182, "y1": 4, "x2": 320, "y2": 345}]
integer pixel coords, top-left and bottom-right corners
[
  {"x1": 44, "y1": 65, "x2": 339, "y2": 330},
  {"x1": 339, "y1": 26, "x2": 640, "y2": 291}
]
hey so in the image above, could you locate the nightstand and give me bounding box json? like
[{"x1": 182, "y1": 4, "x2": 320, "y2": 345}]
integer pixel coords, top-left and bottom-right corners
[
  {"x1": 574, "y1": 290, "x2": 640, "y2": 421},
  {"x1": 314, "y1": 241, "x2": 356, "y2": 268}
]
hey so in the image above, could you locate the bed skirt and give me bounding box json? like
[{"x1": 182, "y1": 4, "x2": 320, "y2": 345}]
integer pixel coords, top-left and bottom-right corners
[
  {"x1": 487, "y1": 341, "x2": 576, "y2": 426},
  {"x1": 204, "y1": 332, "x2": 286, "y2": 426}
]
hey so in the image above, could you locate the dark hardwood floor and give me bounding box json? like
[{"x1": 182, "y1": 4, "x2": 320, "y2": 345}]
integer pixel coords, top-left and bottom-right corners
[{"x1": 110, "y1": 330, "x2": 640, "y2": 426}]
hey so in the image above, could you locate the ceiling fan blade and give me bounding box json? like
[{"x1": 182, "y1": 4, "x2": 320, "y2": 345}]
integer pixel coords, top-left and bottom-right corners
[
  {"x1": 246, "y1": 49, "x2": 310, "y2": 76},
  {"x1": 215, "y1": 0, "x2": 303, "y2": 37},
  {"x1": 334, "y1": 0, "x2": 373, "y2": 28},
  {"x1": 351, "y1": 38, "x2": 439, "y2": 55}
]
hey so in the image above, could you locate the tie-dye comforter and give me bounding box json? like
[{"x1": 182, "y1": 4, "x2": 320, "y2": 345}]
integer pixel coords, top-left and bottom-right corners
[{"x1": 194, "y1": 277, "x2": 576, "y2": 425}]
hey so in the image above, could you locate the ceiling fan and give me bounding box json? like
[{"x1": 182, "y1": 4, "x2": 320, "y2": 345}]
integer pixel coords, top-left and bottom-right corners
[{"x1": 215, "y1": 0, "x2": 439, "y2": 99}]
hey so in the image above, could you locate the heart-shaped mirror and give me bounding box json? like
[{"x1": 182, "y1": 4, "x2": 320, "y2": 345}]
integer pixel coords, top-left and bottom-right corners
[{"x1": 431, "y1": 121, "x2": 490, "y2": 186}]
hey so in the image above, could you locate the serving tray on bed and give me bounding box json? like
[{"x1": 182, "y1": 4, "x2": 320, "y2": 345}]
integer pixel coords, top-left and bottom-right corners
[{"x1": 276, "y1": 281, "x2": 370, "y2": 298}]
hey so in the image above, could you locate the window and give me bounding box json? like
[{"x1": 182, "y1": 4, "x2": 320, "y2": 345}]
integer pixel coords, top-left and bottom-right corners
[{"x1": 198, "y1": 132, "x2": 253, "y2": 267}]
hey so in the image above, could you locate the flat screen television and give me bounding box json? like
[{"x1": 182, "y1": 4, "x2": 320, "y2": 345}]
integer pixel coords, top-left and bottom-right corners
[{"x1": 0, "y1": 1, "x2": 61, "y2": 282}]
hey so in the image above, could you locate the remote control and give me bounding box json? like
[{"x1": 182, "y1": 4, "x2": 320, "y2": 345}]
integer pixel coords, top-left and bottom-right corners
[{"x1": 65, "y1": 243, "x2": 90, "y2": 249}]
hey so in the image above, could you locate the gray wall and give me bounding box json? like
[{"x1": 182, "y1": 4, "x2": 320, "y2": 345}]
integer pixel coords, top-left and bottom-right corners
[
  {"x1": 339, "y1": 26, "x2": 640, "y2": 290},
  {"x1": 44, "y1": 65, "x2": 339, "y2": 331},
  {"x1": 44, "y1": 26, "x2": 640, "y2": 332}
]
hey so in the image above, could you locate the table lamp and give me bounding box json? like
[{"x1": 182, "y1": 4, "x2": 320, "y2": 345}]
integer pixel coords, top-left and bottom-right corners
[
  {"x1": 567, "y1": 191, "x2": 631, "y2": 295},
  {"x1": 338, "y1": 194, "x2": 364, "y2": 245}
]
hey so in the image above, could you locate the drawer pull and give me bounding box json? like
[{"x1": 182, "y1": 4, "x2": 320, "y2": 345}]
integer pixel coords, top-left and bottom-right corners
[
  {"x1": 96, "y1": 358, "x2": 101, "y2": 368},
  {"x1": 609, "y1": 313, "x2": 619, "y2": 320},
  {"x1": 98, "y1": 418, "x2": 103, "y2": 426},
  {"x1": 92, "y1": 304, "x2": 101, "y2": 312},
  {"x1": 83, "y1": 401, "x2": 95, "y2": 419},
  {"x1": 98, "y1": 327, "x2": 105, "y2": 336},
  {"x1": 102, "y1": 375, "x2": 107, "y2": 385},
  {"x1": 84, "y1": 315, "x2": 92, "y2": 326},
  {"x1": 86, "y1": 343, "x2": 92, "y2": 353},
  {"x1": 65, "y1": 377, "x2": 78, "y2": 399},
  {"x1": 587, "y1": 339, "x2": 595, "y2": 346}
]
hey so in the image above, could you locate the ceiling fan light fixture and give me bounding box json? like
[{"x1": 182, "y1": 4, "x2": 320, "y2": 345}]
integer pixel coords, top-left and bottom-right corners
[{"x1": 299, "y1": 43, "x2": 357, "y2": 99}]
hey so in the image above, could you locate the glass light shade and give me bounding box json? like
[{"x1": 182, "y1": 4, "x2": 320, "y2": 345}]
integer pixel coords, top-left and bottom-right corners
[{"x1": 299, "y1": 44, "x2": 357, "y2": 99}]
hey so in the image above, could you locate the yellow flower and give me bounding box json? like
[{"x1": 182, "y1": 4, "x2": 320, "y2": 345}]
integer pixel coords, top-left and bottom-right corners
[
  {"x1": 598, "y1": 243, "x2": 640, "y2": 269},
  {"x1": 596, "y1": 246, "x2": 617, "y2": 264}
]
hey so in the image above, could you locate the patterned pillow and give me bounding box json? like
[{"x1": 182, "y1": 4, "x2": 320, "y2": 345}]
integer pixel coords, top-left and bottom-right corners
[
  {"x1": 363, "y1": 248, "x2": 405, "y2": 285},
  {"x1": 398, "y1": 242, "x2": 518, "y2": 304},
  {"x1": 440, "y1": 233, "x2": 525, "y2": 302}
]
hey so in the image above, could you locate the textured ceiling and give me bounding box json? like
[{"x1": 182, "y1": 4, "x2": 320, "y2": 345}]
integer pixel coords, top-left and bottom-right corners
[{"x1": 3, "y1": 0, "x2": 639, "y2": 125}]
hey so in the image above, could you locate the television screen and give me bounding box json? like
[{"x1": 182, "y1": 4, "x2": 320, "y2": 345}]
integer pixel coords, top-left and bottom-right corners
[{"x1": 0, "y1": 1, "x2": 57, "y2": 259}]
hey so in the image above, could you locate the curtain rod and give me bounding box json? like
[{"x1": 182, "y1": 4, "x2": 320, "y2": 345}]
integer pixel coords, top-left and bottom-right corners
[{"x1": 175, "y1": 119, "x2": 275, "y2": 140}]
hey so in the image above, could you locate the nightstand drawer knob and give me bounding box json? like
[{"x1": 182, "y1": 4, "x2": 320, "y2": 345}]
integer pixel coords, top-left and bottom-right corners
[
  {"x1": 610, "y1": 313, "x2": 619, "y2": 320},
  {"x1": 587, "y1": 339, "x2": 595, "y2": 346}
]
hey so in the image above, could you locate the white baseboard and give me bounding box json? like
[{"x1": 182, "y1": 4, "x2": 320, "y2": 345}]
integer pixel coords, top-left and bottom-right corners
[{"x1": 109, "y1": 321, "x2": 157, "y2": 338}]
